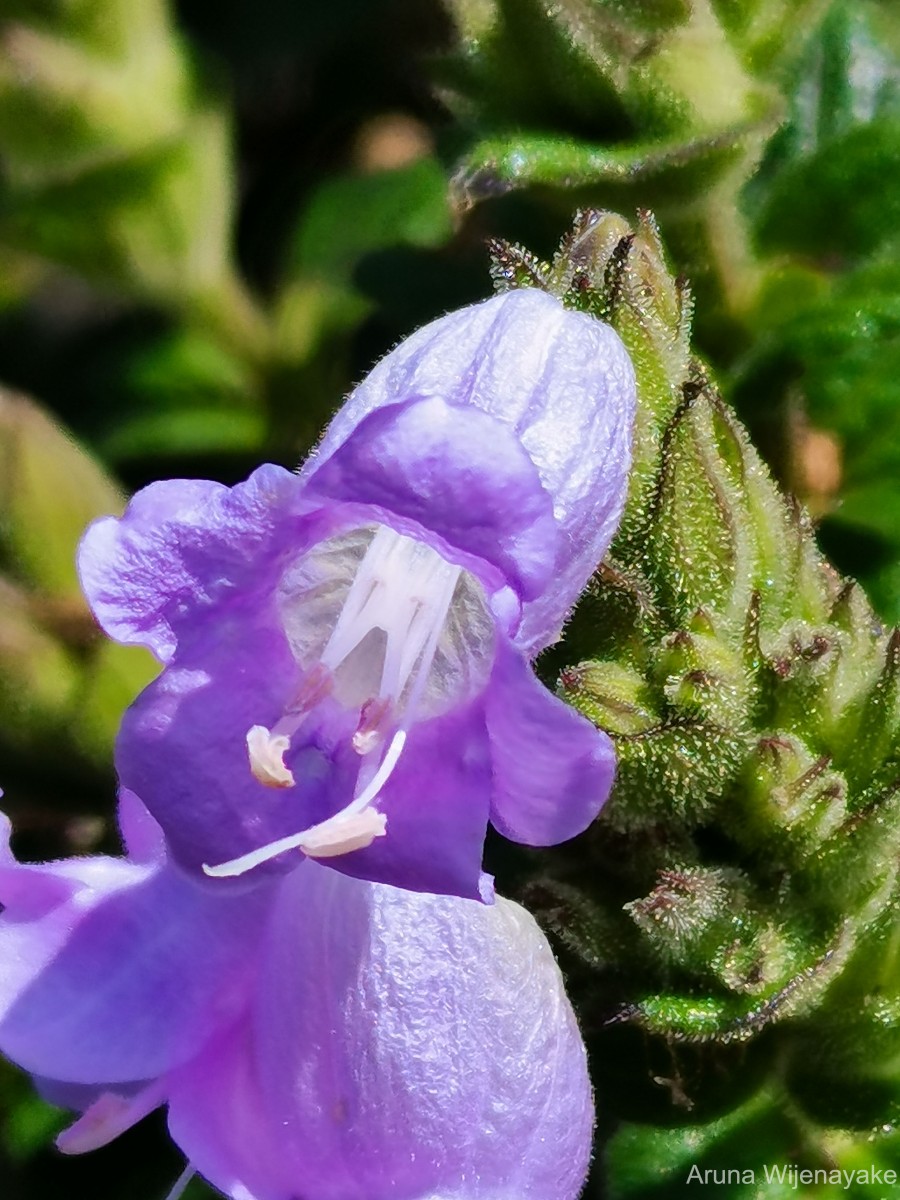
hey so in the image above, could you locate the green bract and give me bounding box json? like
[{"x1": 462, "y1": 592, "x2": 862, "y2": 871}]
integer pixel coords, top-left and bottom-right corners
[{"x1": 495, "y1": 213, "x2": 900, "y2": 1192}]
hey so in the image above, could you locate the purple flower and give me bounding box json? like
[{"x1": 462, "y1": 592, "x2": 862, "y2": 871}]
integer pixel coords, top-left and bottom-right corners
[
  {"x1": 79, "y1": 289, "x2": 635, "y2": 899},
  {"x1": 0, "y1": 794, "x2": 594, "y2": 1199}
]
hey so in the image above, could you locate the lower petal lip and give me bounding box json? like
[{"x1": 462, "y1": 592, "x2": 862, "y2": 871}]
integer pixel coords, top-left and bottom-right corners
[{"x1": 166, "y1": 863, "x2": 594, "y2": 1200}]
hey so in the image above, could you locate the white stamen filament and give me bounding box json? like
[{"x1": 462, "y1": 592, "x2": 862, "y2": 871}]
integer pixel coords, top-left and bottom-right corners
[
  {"x1": 400, "y1": 563, "x2": 460, "y2": 720},
  {"x1": 345, "y1": 728, "x2": 407, "y2": 816},
  {"x1": 164, "y1": 1165, "x2": 197, "y2": 1200},
  {"x1": 205, "y1": 729, "x2": 406, "y2": 877},
  {"x1": 318, "y1": 525, "x2": 461, "y2": 705},
  {"x1": 203, "y1": 803, "x2": 389, "y2": 877}
]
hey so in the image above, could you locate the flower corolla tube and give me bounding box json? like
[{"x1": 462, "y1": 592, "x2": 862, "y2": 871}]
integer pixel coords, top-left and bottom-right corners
[
  {"x1": 0, "y1": 794, "x2": 595, "y2": 1200},
  {"x1": 79, "y1": 289, "x2": 636, "y2": 899}
]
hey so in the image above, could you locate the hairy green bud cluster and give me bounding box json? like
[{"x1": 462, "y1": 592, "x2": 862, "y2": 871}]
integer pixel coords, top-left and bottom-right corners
[{"x1": 493, "y1": 214, "x2": 900, "y2": 1172}]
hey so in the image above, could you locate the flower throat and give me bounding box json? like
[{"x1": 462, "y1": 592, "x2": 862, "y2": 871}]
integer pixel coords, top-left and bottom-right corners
[{"x1": 204, "y1": 525, "x2": 493, "y2": 877}]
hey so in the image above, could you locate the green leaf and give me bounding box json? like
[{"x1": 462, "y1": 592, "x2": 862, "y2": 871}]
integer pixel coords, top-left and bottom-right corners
[
  {"x1": 451, "y1": 124, "x2": 767, "y2": 211},
  {"x1": 71, "y1": 638, "x2": 159, "y2": 765},
  {"x1": 752, "y1": 1, "x2": 900, "y2": 258},
  {"x1": 95, "y1": 327, "x2": 265, "y2": 462},
  {"x1": 756, "y1": 118, "x2": 900, "y2": 258},
  {"x1": 0, "y1": 388, "x2": 124, "y2": 602},
  {"x1": 0, "y1": 6, "x2": 190, "y2": 180},
  {"x1": 0, "y1": 1062, "x2": 65, "y2": 1162},
  {"x1": 102, "y1": 407, "x2": 266, "y2": 462},
  {"x1": 0, "y1": 576, "x2": 81, "y2": 754},
  {"x1": 832, "y1": 483, "x2": 900, "y2": 542},
  {"x1": 606, "y1": 1091, "x2": 854, "y2": 1200},
  {"x1": 737, "y1": 249, "x2": 900, "y2": 613},
  {"x1": 866, "y1": 558, "x2": 900, "y2": 626},
  {"x1": 290, "y1": 158, "x2": 452, "y2": 284}
]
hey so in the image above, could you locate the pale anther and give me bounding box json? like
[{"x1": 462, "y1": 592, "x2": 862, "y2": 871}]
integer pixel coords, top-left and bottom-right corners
[
  {"x1": 246, "y1": 726, "x2": 295, "y2": 789},
  {"x1": 352, "y1": 696, "x2": 394, "y2": 755},
  {"x1": 299, "y1": 809, "x2": 388, "y2": 858}
]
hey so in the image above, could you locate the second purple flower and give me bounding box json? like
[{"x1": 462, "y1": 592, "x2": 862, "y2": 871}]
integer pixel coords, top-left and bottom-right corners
[{"x1": 79, "y1": 288, "x2": 636, "y2": 899}]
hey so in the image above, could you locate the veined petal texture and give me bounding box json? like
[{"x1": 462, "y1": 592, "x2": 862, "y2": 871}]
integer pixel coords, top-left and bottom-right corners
[{"x1": 169, "y1": 863, "x2": 594, "y2": 1200}]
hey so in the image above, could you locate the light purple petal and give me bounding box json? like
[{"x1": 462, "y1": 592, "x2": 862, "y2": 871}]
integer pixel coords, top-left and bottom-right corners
[
  {"x1": 326, "y1": 698, "x2": 494, "y2": 901},
  {"x1": 85, "y1": 290, "x2": 635, "y2": 899},
  {"x1": 309, "y1": 289, "x2": 636, "y2": 651},
  {"x1": 56, "y1": 1079, "x2": 167, "y2": 1154},
  {"x1": 78, "y1": 466, "x2": 300, "y2": 662},
  {"x1": 168, "y1": 865, "x2": 594, "y2": 1200},
  {"x1": 33, "y1": 1075, "x2": 148, "y2": 1112},
  {"x1": 0, "y1": 812, "x2": 82, "y2": 917},
  {"x1": 487, "y1": 637, "x2": 615, "y2": 845},
  {"x1": 117, "y1": 787, "x2": 166, "y2": 864},
  {"x1": 304, "y1": 394, "x2": 559, "y2": 602},
  {"x1": 116, "y1": 619, "x2": 359, "y2": 878},
  {"x1": 168, "y1": 1023, "x2": 298, "y2": 1200},
  {"x1": 0, "y1": 812, "x2": 269, "y2": 1083}
]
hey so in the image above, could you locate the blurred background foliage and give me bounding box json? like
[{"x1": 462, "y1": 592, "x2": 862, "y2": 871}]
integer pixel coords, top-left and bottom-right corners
[{"x1": 3, "y1": 0, "x2": 900, "y2": 1196}]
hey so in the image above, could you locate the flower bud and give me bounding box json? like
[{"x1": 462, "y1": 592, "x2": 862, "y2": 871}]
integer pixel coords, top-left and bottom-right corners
[{"x1": 559, "y1": 660, "x2": 658, "y2": 735}]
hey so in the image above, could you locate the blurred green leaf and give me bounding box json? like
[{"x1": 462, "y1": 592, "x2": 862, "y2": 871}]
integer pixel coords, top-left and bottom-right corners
[
  {"x1": 760, "y1": 256, "x2": 900, "y2": 461},
  {"x1": 290, "y1": 157, "x2": 452, "y2": 283},
  {"x1": 270, "y1": 157, "x2": 454, "y2": 440},
  {"x1": 101, "y1": 407, "x2": 266, "y2": 462},
  {"x1": 866, "y1": 558, "x2": 900, "y2": 626},
  {"x1": 96, "y1": 328, "x2": 264, "y2": 462},
  {"x1": 71, "y1": 638, "x2": 158, "y2": 766},
  {"x1": 0, "y1": 575, "x2": 81, "y2": 752},
  {"x1": 833, "y1": 483, "x2": 900, "y2": 542},
  {"x1": 606, "y1": 1094, "x2": 802, "y2": 1199},
  {"x1": 0, "y1": 110, "x2": 253, "y2": 321},
  {"x1": 0, "y1": 3, "x2": 190, "y2": 182},
  {"x1": 0, "y1": 1063, "x2": 64, "y2": 1163},
  {"x1": 2, "y1": 0, "x2": 187, "y2": 68},
  {"x1": 737, "y1": 247, "x2": 900, "y2": 615},
  {"x1": 0, "y1": 387, "x2": 124, "y2": 601},
  {"x1": 606, "y1": 1091, "x2": 900, "y2": 1199},
  {"x1": 756, "y1": 119, "x2": 900, "y2": 258},
  {"x1": 0, "y1": 389, "x2": 156, "y2": 764},
  {"x1": 752, "y1": 0, "x2": 900, "y2": 258},
  {"x1": 0, "y1": 5, "x2": 269, "y2": 360}
]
